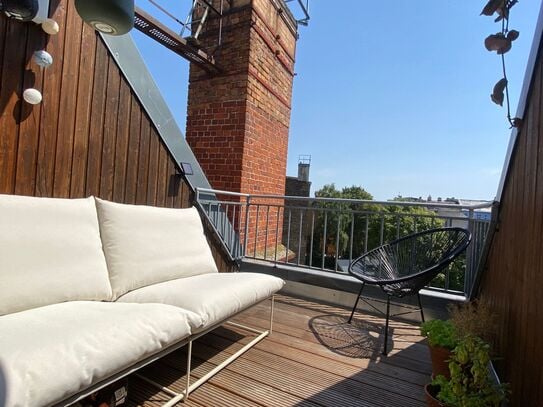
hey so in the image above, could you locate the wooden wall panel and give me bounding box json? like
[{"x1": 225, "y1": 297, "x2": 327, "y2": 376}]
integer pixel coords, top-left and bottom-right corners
[
  {"x1": 0, "y1": 1, "x2": 234, "y2": 272},
  {"x1": 480, "y1": 47, "x2": 543, "y2": 405}
]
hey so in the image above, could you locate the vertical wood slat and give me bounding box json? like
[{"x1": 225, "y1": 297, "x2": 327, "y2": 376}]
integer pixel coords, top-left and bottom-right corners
[
  {"x1": 14, "y1": 23, "x2": 46, "y2": 195},
  {"x1": 166, "y1": 159, "x2": 176, "y2": 208},
  {"x1": 112, "y1": 80, "x2": 131, "y2": 202},
  {"x1": 147, "y1": 128, "x2": 160, "y2": 206},
  {"x1": 85, "y1": 35, "x2": 108, "y2": 197},
  {"x1": 136, "y1": 115, "x2": 151, "y2": 205},
  {"x1": 0, "y1": 12, "x2": 7, "y2": 87},
  {"x1": 34, "y1": 1, "x2": 67, "y2": 196},
  {"x1": 535, "y1": 60, "x2": 543, "y2": 404},
  {"x1": 53, "y1": 0, "x2": 83, "y2": 198},
  {"x1": 156, "y1": 147, "x2": 168, "y2": 206},
  {"x1": 0, "y1": 20, "x2": 28, "y2": 194},
  {"x1": 99, "y1": 57, "x2": 121, "y2": 200},
  {"x1": 173, "y1": 175, "x2": 183, "y2": 208},
  {"x1": 124, "y1": 98, "x2": 142, "y2": 204},
  {"x1": 71, "y1": 23, "x2": 97, "y2": 198}
]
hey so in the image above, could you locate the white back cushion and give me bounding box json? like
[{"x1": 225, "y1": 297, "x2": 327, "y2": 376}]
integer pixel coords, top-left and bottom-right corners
[
  {"x1": 0, "y1": 195, "x2": 113, "y2": 315},
  {"x1": 95, "y1": 198, "x2": 218, "y2": 299}
]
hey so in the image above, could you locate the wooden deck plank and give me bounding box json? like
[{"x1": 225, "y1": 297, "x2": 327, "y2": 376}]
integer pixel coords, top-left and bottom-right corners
[
  {"x1": 232, "y1": 306, "x2": 432, "y2": 374},
  {"x1": 195, "y1": 330, "x2": 425, "y2": 406},
  {"x1": 128, "y1": 295, "x2": 431, "y2": 406},
  {"x1": 220, "y1": 318, "x2": 429, "y2": 385},
  {"x1": 151, "y1": 356, "x2": 320, "y2": 407}
]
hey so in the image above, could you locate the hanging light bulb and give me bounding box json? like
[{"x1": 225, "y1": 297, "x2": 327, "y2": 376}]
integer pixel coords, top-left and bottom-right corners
[
  {"x1": 33, "y1": 50, "x2": 53, "y2": 68},
  {"x1": 41, "y1": 18, "x2": 59, "y2": 35},
  {"x1": 74, "y1": 0, "x2": 134, "y2": 36},
  {"x1": 23, "y1": 88, "x2": 43, "y2": 105}
]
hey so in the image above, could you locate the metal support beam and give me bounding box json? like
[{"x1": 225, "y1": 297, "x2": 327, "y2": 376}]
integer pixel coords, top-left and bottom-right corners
[{"x1": 134, "y1": 7, "x2": 220, "y2": 73}]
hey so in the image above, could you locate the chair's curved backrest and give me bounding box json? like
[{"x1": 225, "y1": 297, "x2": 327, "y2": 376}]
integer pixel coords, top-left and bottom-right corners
[{"x1": 349, "y1": 227, "x2": 471, "y2": 297}]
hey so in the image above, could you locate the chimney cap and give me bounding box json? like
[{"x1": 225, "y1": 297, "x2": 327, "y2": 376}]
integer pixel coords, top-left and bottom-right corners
[
  {"x1": 297, "y1": 155, "x2": 311, "y2": 181},
  {"x1": 298, "y1": 154, "x2": 311, "y2": 165}
]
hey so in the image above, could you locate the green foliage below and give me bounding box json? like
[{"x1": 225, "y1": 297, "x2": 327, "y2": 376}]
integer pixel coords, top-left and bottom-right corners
[
  {"x1": 420, "y1": 319, "x2": 458, "y2": 349},
  {"x1": 432, "y1": 336, "x2": 508, "y2": 407}
]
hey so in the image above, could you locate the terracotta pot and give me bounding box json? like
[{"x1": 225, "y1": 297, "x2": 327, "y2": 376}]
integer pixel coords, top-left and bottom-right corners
[
  {"x1": 429, "y1": 344, "x2": 451, "y2": 379},
  {"x1": 424, "y1": 384, "x2": 446, "y2": 407}
]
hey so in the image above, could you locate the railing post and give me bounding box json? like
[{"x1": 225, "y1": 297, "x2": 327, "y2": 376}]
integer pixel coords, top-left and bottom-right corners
[
  {"x1": 464, "y1": 208, "x2": 475, "y2": 295},
  {"x1": 297, "y1": 210, "x2": 304, "y2": 266},
  {"x1": 334, "y1": 214, "x2": 341, "y2": 272},
  {"x1": 274, "y1": 206, "x2": 280, "y2": 265},
  {"x1": 243, "y1": 196, "x2": 251, "y2": 258},
  {"x1": 321, "y1": 211, "x2": 328, "y2": 270},
  {"x1": 285, "y1": 208, "x2": 292, "y2": 264},
  {"x1": 254, "y1": 204, "x2": 260, "y2": 258},
  {"x1": 349, "y1": 213, "x2": 355, "y2": 264}
]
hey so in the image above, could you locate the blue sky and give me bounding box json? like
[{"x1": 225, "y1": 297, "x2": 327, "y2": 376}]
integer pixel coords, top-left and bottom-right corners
[{"x1": 133, "y1": 1, "x2": 540, "y2": 200}]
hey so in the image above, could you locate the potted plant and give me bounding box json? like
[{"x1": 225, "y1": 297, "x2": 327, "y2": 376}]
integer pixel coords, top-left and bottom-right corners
[
  {"x1": 421, "y1": 319, "x2": 458, "y2": 378},
  {"x1": 449, "y1": 300, "x2": 496, "y2": 344},
  {"x1": 425, "y1": 336, "x2": 508, "y2": 407}
]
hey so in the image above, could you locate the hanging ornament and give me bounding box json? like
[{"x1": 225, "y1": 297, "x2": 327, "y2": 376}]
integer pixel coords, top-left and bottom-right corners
[
  {"x1": 23, "y1": 88, "x2": 43, "y2": 105},
  {"x1": 41, "y1": 18, "x2": 59, "y2": 35},
  {"x1": 33, "y1": 50, "x2": 53, "y2": 68},
  {"x1": 0, "y1": 0, "x2": 39, "y2": 22},
  {"x1": 74, "y1": 0, "x2": 134, "y2": 36}
]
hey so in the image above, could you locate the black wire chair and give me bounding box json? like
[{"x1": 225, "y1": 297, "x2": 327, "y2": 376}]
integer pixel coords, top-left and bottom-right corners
[{"x1": 348, "y1": 227, "x2": 472, "y2": 355}]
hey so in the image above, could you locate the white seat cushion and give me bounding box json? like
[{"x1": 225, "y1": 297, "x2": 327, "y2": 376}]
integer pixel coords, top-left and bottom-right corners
[
  {"x1": 0, "y1": 301, "x2": 200, "y2": 407},
  {"x1": 95, "y1": 198, "x2": 218, "y2": 299},
  {"x1": 0, "y1": 195, "x2": 112, "y2": 315},
  {"x1": 117, "y1": 273, "x2": 285, "y2": 331}
]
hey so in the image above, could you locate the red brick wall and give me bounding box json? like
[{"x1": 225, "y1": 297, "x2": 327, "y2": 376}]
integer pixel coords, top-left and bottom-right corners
[{"x1": 186, "y1": 0, "x2": 297, "y2": 253}]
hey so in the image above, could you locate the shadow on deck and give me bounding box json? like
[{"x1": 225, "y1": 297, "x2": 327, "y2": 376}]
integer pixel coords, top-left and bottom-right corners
[{"x1": 127, "y1": 295, "x2": 431, "y2": 407}]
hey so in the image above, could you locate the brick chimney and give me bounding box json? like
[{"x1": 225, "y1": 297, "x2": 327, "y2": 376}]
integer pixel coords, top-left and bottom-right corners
[
  {"x1": 186, "y1": 0, "x2": 298, "y2": 253},
  {"x1": 186, "y1": 0, "x2": 297, "y2": 195}
]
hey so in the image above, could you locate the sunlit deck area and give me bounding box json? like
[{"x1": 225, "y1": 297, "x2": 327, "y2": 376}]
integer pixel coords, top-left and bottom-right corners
[{"x1": 128, "y1": 295, "x2": 430, "y2": 407}]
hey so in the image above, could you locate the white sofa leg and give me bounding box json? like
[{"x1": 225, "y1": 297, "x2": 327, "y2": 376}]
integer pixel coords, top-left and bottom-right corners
[
  {"x1": 270, "y1": 295, "x2": 275, "y2": 334},
  {"x1": 185, "y1": 341, "x2": 192, "y2": 399},
  {"x1": 161, "y1": 341, "x2": 192, "y2": 407}
]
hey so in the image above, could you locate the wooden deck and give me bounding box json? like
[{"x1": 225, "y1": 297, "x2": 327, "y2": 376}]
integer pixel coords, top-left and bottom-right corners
[{"x1": 127, "y1": 295, "x2": 431, "y2": 407}]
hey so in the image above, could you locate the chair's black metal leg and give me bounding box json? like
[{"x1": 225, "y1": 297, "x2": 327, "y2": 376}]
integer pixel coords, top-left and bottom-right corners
[
  {"x1": 348, "y1": 282, "x2": 365, "y2": 324},
  {"x1": 417, "y1": 293, "x2": 425, "y2": 323},
  {"x1": 383, "y1": 295, "x2": 391, "y2": 355}
]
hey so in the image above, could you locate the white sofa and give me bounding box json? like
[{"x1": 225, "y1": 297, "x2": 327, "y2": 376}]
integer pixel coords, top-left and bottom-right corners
[{"x1": 0, "y1": 194, "x2": 284, "y2": 407}]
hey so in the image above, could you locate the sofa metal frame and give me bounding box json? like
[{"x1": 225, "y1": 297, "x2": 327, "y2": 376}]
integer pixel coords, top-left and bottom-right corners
[{"x1": 55, "y1": 296, "x2": 275, "y2": 407}]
